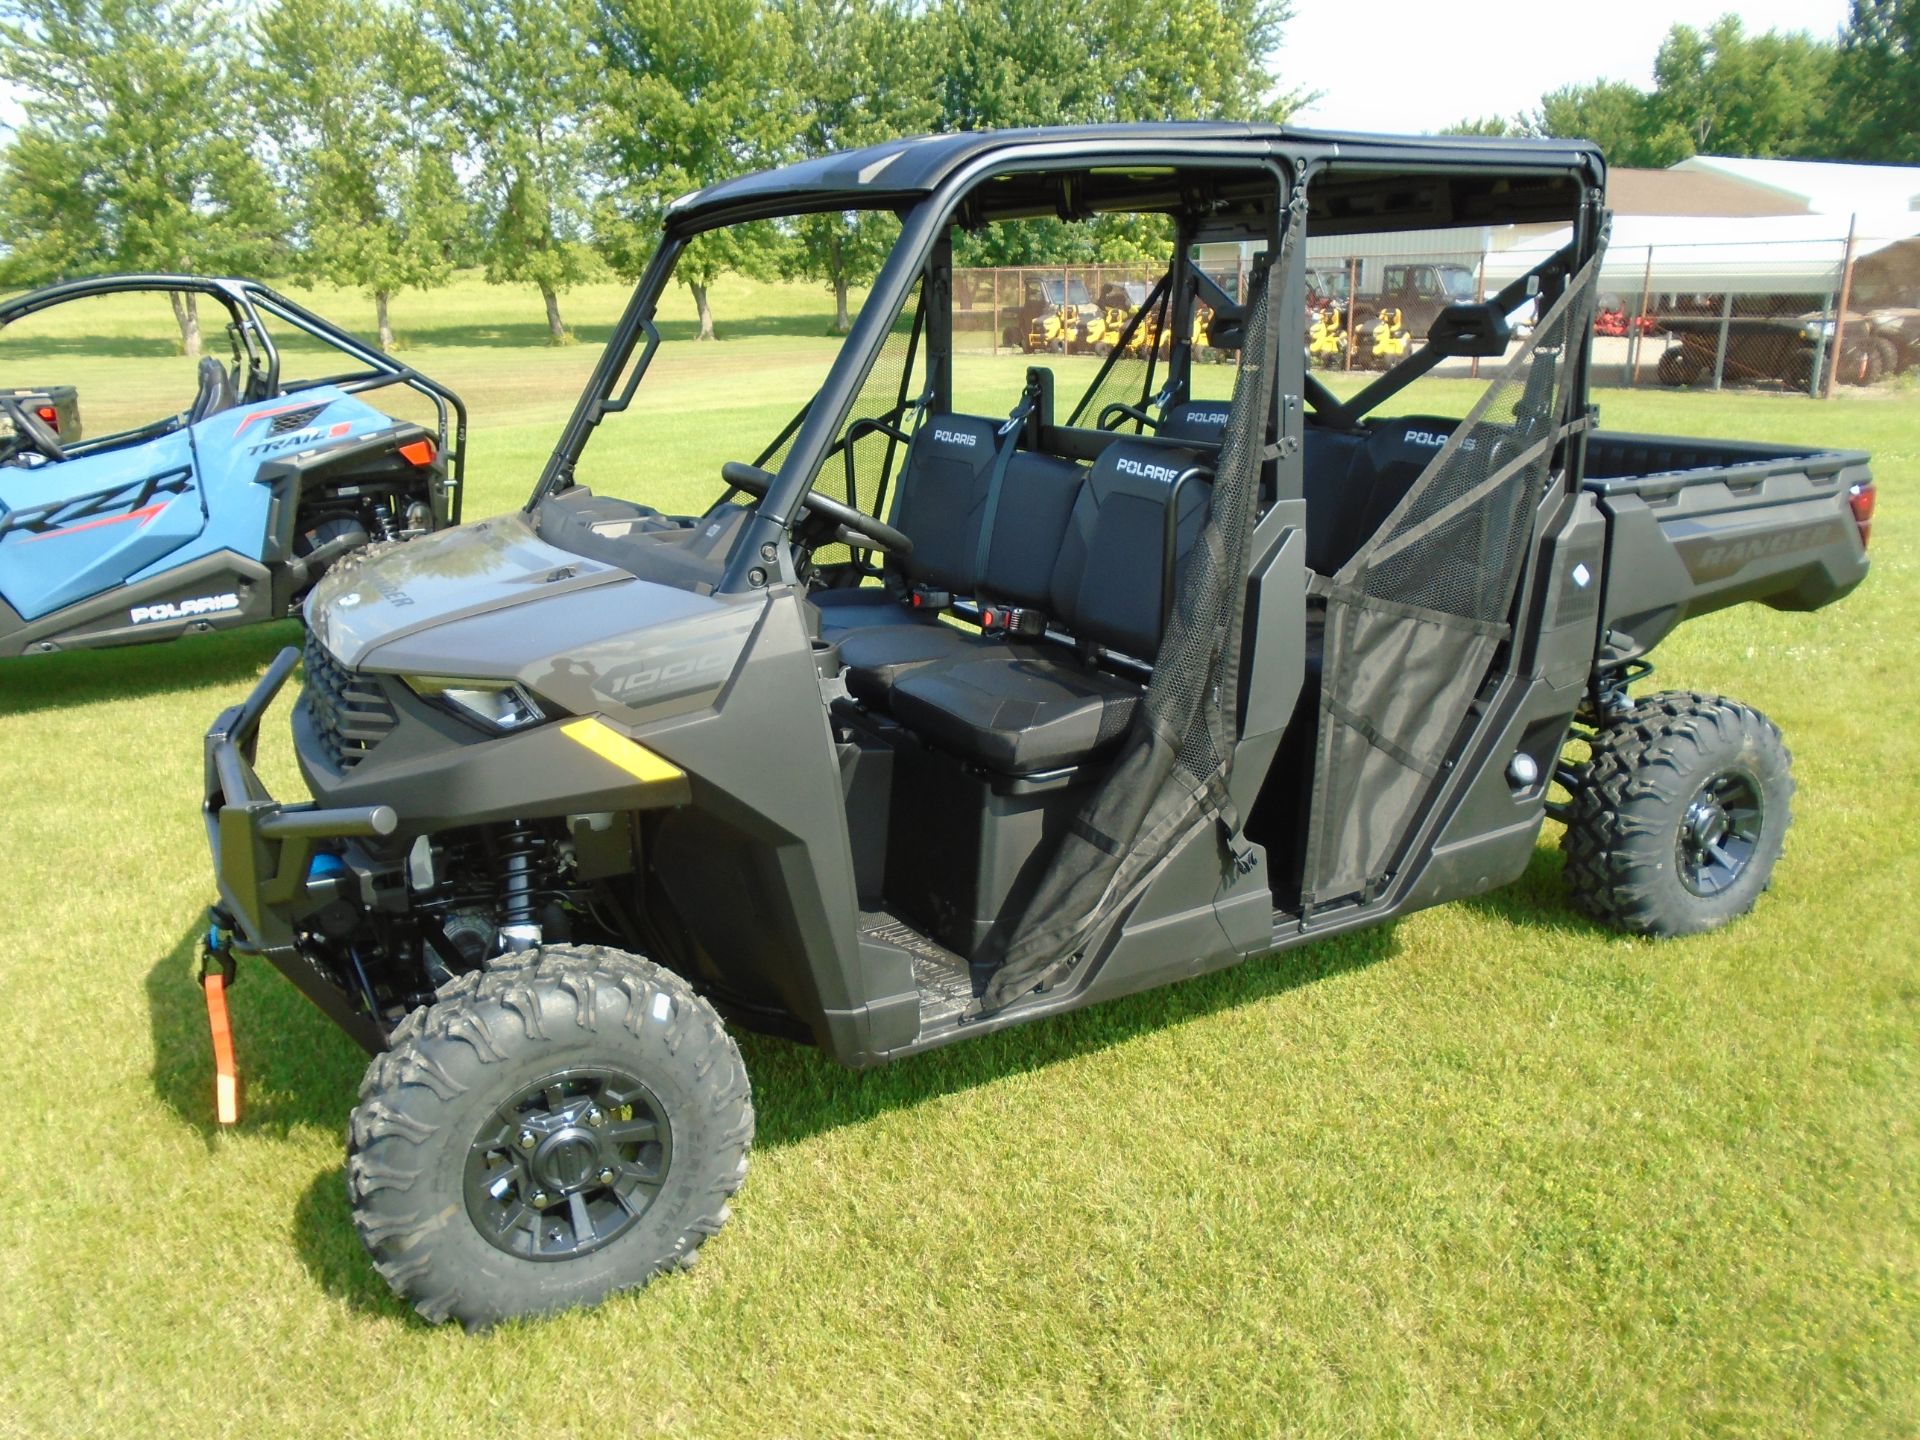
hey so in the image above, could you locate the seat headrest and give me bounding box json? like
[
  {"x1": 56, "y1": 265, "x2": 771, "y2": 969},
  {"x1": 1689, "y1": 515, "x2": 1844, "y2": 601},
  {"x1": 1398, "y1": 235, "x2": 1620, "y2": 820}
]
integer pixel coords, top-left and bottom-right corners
[
  {"x1": 1157, "y1": 400, "x2": 1231, "y2": 445},
  {"x1": 1088, "y1": 440, "x2": 1212, "y2": 500},
  {"x1": 1364, "y1": 416, "x2": 1459, "y2": 474},
  {"x1": 911, "y1": 413, "x2": 999, "y2": 462}
]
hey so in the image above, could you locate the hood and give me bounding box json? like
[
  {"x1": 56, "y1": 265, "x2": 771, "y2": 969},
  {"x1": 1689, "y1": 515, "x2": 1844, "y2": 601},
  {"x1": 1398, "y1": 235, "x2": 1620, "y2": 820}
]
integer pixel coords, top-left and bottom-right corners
[{"x1": 309, "y1": 511, "x2": 635, "y2": 668}]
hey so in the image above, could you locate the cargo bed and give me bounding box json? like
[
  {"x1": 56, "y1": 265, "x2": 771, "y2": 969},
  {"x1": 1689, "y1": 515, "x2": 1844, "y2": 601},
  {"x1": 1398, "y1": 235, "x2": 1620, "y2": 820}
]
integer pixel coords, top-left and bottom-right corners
[{"x1": 1582, "y1": 429, "x2": 1872, "y2": 659}]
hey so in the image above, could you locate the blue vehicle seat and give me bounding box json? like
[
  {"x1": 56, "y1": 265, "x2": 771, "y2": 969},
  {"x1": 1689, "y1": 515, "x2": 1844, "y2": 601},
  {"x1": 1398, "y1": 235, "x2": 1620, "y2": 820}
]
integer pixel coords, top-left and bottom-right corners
[{"x1": 188, "y1": 357, "x2": 238, "y2": 425}]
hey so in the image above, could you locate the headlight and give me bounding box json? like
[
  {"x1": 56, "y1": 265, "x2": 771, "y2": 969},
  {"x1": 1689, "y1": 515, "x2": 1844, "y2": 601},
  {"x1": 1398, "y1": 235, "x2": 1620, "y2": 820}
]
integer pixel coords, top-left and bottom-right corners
[
  {"x1": 1804, "y1": 320, "x2": 1836, "y2": 340},
  {"x1": 402, "y1": 675, "x2": 547, "y2": 732}
]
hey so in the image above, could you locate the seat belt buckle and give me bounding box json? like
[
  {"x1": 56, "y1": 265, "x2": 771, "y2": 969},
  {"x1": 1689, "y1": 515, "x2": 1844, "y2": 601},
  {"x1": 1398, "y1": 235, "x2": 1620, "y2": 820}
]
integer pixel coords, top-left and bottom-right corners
[
  {"x1": 980, "y1": 606, "x2": 1045, "y2": 638},
  {"x1": 909, "y1": 587, "x2": 951, "y2": 611}
]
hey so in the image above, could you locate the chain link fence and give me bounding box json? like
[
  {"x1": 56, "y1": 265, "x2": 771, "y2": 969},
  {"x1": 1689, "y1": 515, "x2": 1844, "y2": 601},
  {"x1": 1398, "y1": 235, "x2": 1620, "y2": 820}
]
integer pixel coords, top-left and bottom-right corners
[
  {"x1": 956, "y1": 263, "x2": 1251, "y2": 359},
  {"x1": 959, "y1": 220, "x2": 1920, "y2": 398}
]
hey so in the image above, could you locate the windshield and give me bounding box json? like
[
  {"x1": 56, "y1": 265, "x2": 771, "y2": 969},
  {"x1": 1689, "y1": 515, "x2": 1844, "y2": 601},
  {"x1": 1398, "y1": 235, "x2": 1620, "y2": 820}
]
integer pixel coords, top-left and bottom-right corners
[
  {"x1": 1441, "y1": 267, "x2": 1478, "y2": 301},
  {"x1": 553, "y1": 210, "x2": 910, "y2": 521}
]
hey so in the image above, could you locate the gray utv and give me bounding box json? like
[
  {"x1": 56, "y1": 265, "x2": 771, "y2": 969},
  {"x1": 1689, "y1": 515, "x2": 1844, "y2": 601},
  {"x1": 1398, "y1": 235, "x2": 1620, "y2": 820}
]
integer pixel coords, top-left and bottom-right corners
[{"x1": 200, "y1": 124, "x2": 1873, "y2": 1327}]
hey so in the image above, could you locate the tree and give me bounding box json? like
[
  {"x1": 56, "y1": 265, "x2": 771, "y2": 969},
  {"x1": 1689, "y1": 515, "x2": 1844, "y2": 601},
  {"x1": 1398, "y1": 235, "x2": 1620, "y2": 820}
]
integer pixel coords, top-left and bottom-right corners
[
  {"x1": 931, "y1": 0, "x2": 1294, "y2": 134},
  {"x1": 255, "y1": 0, "x2": 466, "y2": 350},
  {"x1": 1534, "y1": 81, "x2": 1671, "y2": 167},
  {"x1": 1441, "y1": 116, "x2": 1522, "y2": 137},
  {"x1": 932, "y1": 0, "x2": 1296, "y2": 266},
  {"x1": 589, "y1": 0, "x2": 792, "y2": 340},
  {"x1": 1098, "y1": 0, "x2": 1296, "y2": 124},
  {"x1": 1644, "y1": 17, "x2": 1833, "y2": 161},
  {"x1": 424, "y1": 0, "x2": 596, "y2": 343},
  {"x1": 776, "y1": 0, "x2": 939, "y2": 332},
  {"x1": 0, "y1": 0, "x2": 281, "y2": 355},
  {"x1": 1825, "y1": 0, "x2": 1920, "y2": 163}
]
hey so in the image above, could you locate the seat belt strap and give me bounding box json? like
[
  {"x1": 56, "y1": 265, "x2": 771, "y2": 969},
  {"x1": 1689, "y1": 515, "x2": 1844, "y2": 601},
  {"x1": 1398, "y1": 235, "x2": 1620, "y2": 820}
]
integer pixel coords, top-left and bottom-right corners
[{"x1": 973, "y1": 390, "x2": 1036, "y2": 590}]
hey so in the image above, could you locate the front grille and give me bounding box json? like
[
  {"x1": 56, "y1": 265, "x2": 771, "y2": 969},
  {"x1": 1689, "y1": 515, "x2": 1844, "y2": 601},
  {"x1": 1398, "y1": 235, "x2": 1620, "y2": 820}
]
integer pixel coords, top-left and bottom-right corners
[
  {"x1": 302, "y1": 630, "x2": 397, "y2": 771},
  {"x1": 270, "y1": 404, "x2": 324, "y2": 433}
]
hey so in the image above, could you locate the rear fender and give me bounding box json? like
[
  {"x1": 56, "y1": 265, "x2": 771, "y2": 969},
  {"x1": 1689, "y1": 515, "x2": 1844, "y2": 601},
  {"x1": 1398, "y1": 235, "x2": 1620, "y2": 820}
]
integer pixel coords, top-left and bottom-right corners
[{"x1": 1594, "y1": 457, "x2": 1870, "y2": 660}]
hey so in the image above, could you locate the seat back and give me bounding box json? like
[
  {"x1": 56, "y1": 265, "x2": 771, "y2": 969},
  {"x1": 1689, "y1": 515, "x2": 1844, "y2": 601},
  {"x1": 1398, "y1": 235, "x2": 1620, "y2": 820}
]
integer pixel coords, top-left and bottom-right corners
[
  {"x1": 886, "y1": 413, "x2": 1002, "y2": 593},
  {"x1": 1052, "y1": 441, "x2": 1212, "y2": 660},
  {"x1": 977, "y1": 451, "x2": 1086, "y2": 610},
  {"x1": 188, "y1": 357, "x2": 237, "y2": 425},
  {"x1": 1300, "y1": 416, "x2": 1459, "y2": 576}
]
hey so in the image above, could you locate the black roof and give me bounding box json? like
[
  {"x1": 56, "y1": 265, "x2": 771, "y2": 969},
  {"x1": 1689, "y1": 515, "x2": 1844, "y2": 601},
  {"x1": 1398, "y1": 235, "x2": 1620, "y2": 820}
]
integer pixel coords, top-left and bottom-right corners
[{"x1": 669, "y1": 123, "x2": 1607, "y2": 226}]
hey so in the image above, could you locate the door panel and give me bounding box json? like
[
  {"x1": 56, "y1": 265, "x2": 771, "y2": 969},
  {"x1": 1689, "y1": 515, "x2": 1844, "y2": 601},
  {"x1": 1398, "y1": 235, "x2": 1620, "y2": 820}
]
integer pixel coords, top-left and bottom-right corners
[{"x1": 0, "y1": 428, "x2": 205, "y2": 619}]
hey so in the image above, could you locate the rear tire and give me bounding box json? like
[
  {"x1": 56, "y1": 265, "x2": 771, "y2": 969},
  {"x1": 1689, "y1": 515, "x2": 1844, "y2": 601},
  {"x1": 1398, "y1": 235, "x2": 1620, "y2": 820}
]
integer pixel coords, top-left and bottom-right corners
[
  {"x1": 1836, "y1": 339, "x2": 1884, "y2": 386},
  {"x1": 1869, "y1": 336, "x2": 1900, "y2": 384},
  {"x1": 1561, "y1": 692, "x2": 1793, "y2": 937},
  {"x1": 1657, "y1": 347, "x2": 1704, "y2": 387},
  {"x1": 347, "y1": 946, "x2": 752, "y2": 1328}
]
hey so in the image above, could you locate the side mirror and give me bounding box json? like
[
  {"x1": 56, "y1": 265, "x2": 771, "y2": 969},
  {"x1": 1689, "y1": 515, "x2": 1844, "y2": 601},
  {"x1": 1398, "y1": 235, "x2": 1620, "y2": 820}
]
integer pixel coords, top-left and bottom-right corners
[{"x1": 1426, "y1": 303, "x2": 1513, "y2": 358}]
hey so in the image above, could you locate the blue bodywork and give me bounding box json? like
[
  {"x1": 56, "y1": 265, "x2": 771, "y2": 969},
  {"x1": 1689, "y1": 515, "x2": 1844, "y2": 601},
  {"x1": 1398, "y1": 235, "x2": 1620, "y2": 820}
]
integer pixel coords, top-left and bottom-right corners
[{"x1": 0, "y1": 386, "x2": 393, "y2": 622}]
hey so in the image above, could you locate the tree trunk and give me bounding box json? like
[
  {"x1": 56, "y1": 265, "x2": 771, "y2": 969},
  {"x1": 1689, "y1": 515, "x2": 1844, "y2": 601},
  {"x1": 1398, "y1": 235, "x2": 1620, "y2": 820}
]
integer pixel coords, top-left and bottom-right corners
[
  {"x1": 691, "y1": 281, "x2": 716, "y2": 341},
  {"x1": 541, "y1": 283, "x2": 567, "y2": 345},
  {"x1": 169, "y1": 290, "x2": 202, "y2": 360},
  {"x1": 375, "y1": 291, "x2": 395, "y2": 351},
  {"x1": 830, "y1": 234, "x2": 851, "y2": 334}
]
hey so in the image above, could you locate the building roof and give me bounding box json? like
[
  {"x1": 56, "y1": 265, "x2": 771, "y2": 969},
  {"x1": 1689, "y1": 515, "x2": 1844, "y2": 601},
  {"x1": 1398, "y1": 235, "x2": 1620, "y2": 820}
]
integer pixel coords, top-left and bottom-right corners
[
  {"x1": 1673, "y1": 156, "x2": 1920, "y2": 215},
  {"x1": 1490, "y1": 212, "x2": 1920, "y2": 295},
  {"x1": 1608, "y1": 166, "x2": 1808, "y2": 218}
]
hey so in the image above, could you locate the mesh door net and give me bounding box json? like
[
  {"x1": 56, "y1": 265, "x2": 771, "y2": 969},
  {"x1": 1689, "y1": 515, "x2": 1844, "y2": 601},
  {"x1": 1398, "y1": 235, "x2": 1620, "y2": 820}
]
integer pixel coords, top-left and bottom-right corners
[
  {"x1": 1302, "y1": 249, "x2": 1602, "y2": 909},
  {"x1": 977, "y1": 208, "x2": 1295, "y2": 1012}
]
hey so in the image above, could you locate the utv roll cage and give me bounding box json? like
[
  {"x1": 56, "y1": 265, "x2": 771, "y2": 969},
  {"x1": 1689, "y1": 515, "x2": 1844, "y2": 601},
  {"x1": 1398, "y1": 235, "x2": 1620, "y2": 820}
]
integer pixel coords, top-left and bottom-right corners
[
  {"x1": 0, "y1": 274, "x2": 467, "y2": 512},
  {"x1": 532, "y1": 125, "x2": 1603, "y2": 597}
]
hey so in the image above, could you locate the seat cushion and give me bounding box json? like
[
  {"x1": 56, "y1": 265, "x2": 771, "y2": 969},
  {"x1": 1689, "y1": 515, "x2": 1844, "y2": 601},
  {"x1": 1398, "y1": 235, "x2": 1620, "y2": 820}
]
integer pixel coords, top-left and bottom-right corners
[
  {"x1": 838, "y1": 621, "x2": 997, "y2": 704},
  {"x1": 891, "y1": 655, "x2": 1142, "y2": 775},
  {"x1": 810, "y1": 586, "x2": 921, "y2": 637}
]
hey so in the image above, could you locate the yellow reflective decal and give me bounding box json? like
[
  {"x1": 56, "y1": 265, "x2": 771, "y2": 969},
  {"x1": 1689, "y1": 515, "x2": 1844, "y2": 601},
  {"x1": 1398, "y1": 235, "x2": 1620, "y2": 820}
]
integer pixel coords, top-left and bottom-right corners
[{"x1": 560, "y1": 718, "x2": 686, "y2": 785}]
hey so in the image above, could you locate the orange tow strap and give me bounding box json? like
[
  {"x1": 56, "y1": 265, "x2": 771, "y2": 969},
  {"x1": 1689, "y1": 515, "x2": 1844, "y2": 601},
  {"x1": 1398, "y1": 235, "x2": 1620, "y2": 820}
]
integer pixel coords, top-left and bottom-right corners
[{"x1": 202, "y1": 972, "x2": 240, "y2": 1125}]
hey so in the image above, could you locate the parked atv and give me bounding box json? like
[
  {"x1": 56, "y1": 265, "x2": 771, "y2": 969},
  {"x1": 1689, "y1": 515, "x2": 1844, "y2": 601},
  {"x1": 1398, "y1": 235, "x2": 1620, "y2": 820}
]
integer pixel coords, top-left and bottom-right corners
[
  {"x1": 1364, "y1": 306, "x2": 1412, "y2": 369},
  {"x1": 2, "y1": 385, "x2": 79, "y2": 442},
  {"x1": 199, "y1": 126, "x2": 1871, "y2": 1329},
  {"x1": 0, "y1": 276, "x2": 463, "y2": 658},
  {"x1": 1307, "y1": 303, "x2": 1347, "y2": 368}
]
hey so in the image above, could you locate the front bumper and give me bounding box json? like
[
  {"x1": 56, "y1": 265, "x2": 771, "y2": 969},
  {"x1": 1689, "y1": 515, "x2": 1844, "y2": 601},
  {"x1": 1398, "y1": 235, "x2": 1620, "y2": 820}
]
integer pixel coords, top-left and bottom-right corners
[{"x1": 204, "y1": 645, "x2": 397, "y2": 1050}]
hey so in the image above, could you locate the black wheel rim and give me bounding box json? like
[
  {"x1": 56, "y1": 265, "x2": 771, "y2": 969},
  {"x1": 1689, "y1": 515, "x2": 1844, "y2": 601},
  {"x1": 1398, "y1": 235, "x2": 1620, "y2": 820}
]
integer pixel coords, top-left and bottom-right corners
[
  {"x1": 463, "y1": 1066, "x2": 672, "y2": 1262},
  {"x1": 1676, "y1": 769, "x2": 1765, "y2": 898}
]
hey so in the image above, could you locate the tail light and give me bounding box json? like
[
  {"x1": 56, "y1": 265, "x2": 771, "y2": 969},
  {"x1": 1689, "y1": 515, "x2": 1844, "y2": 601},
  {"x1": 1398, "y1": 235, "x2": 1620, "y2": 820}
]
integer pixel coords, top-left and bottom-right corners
[
  {"x1": 397, "y1": 437, "x2": 436, "y2": 467},
  {"x1": 35, "y1": 405, "x2": 58, "y2": 431},
  {"x1": 1848, "y1": 479, "x2": 1875, "y2": 548}
]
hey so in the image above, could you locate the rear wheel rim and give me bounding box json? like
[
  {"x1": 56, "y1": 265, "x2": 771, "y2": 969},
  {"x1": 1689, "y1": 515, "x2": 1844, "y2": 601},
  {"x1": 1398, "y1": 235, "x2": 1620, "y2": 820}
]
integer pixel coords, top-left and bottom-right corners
[
  {"x1": 1676, "y1": 769, "x2": 1764, "y2": 898},
  {"x1": 463, "y1": 1066, "x2": 672, "y2": 1262}
]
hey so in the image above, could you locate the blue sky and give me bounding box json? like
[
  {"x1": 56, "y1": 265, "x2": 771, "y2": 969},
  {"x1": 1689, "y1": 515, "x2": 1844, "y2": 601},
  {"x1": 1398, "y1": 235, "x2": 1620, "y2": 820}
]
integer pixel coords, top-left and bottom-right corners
[{"x1": 1283, "y1": 0, "x2": 1855, "y2": 135}]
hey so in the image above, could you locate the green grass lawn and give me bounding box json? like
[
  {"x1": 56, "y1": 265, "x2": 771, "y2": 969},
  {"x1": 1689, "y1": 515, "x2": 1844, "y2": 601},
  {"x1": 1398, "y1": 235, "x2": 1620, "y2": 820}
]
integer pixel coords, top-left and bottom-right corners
[{"x1": 0, "y1": 274, "x2": 1916, "y2": 1437}]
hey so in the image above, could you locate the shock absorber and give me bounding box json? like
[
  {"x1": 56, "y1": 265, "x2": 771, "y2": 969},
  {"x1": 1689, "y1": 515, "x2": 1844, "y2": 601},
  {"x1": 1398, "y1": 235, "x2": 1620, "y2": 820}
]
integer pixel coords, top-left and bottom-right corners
[
  {"x1": 368, "y1": 500, "x2": 397, "y2": 543},
  {"x1": 496, "y1": 823, "x2": 543, "y2": 953}
]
